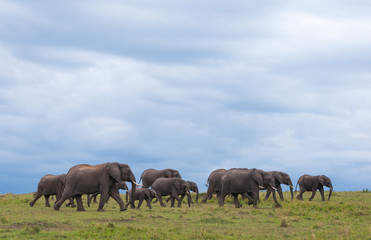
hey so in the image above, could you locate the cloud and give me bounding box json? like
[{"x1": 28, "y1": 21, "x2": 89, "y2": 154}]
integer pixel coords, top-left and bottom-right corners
[{"x1": 1, "y1": 1, "x2": 371, "y2": 194}]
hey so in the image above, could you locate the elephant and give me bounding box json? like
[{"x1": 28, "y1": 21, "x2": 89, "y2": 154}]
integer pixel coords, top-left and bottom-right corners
[
  {"x1": 54, "y1": 162, "x2": 141, "y2": 211},
  {"x1": 295, "y1": 174, "x2": 333, "y2": 201},
  {"x1": 29, "y1": 174, "x2": 75, "y2": 208},
  {"x1": 87, "y1": 182, "x2": 129, "y2": 207},
  {"x1": 139, "y1": 168, "x2": 181, "y2": 188},
  {"x1": 202, "y1": 169, "x2": 227, "y2": 203},
  {"x1": 151, "y1": 177, "x2": 192, "y2": 207},
  {"x1": 165, "y1": 180, "x2": 199, "y2": 204},
  {"x1": 219, "y1": 168, "x2": 281, "y2": 208},
  {"x1": 125, "y1": 188, "x2": 158, "y2": 209},
  {"x1": 262, "y1": 171, "x2": 294, "y2": 201}
]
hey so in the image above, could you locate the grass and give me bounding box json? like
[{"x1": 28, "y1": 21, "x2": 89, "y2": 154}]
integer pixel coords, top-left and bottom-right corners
[{"x1": 0, "y1": 191, "x2": 370, "y2": 239}]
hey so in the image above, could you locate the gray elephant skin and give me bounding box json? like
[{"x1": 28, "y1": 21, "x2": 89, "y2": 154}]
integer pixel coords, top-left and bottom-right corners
[
  {"x1": 219, "y1": 168, "x2": 281, "y2": 208},
  {"x1": 296, "y1": 174, "x2": 333, "y2": 201},
  {"x1": 125, "y1": 188, "x2": 158, "y2": 209},
  {"x1": 87, "y1": 182, "x2": 129, "y2": 207},
  {"x1": 262, "y1": 171, "x2": 294, "y2": 201},
  {"x1": 151, "y1": 178, "x2": 192, "y2": 207},
  {"x1": 54, "y1": 162, "x2": 139, "y2": 211},
  {"x1": 165, "y1": 180, "x2": 199, "y2": 204},
  {"x1": 29, "y1": 174, "x2": 75, "y2": 208},
  {"x1": 140, "y1": 168, "x2": 181, "y2": 188},
  {"x1": 202, "y1": 169, "x2": 227, "y2": 203}
]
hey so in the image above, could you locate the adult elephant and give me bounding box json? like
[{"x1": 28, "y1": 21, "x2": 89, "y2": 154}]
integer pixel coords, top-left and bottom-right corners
[
  {"x1": 29, "y1": 174, "x2": 75, "y2": 208},
  {"x1": 54, "y1": 162, "x2": 140, "y2": 211},
  {"x1": 219, "y1": 168, "x2": 281, "y2": 208},
  {"x1": 202, "y1": 169, "x2": 227, "y2": 203},
  {"x1": 151, "y1": 178, "x2": 192, "y2": 207},
  {"x1": 139, "y1": 169, "x2": 181, "y2": 188},
  {"x1": 125, "y1": 188, "x2": 158, "y2": 209},
  {"x1": 295, "y1": 174, "x2": 333, "y2": 201},
  {"x1": 263, "y1": 171, "x2": 294, "y2": 201}
]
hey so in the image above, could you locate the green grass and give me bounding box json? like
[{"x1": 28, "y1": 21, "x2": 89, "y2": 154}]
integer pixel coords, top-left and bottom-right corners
[{"x1": 0, "y1": 191, "x2": 370, "y2": 239}]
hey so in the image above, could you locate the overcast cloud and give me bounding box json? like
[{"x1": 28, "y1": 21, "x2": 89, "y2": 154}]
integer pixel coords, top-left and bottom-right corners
[{"x1": 1, "y1": 0, "x2": 371, "y2": 194}]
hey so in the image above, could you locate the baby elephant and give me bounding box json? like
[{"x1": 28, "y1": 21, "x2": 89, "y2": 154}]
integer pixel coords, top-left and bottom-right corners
[
  {"x1": 296, "y1": 174, "x2": 333, "y2": 201},
  {"x1": 151, "y1": 178, "x2": 192, "y2": 207},
  {"x1": 125, "y1": 188, "x2": 158, "y2": 209}
]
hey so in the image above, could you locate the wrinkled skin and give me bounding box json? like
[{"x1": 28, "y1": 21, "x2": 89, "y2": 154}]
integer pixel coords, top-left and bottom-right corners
[
  {"x1": 125, "y1": 188, "x2": 158, "y2": 209},
  {"x1": 202, "y1": 169, "x2": 227, "y2": 203},
  {"x1": 29, "y1": 174, "x2": 75, "y2": 208},
  {"x1": 139, "y1": 169, "x2": 181, "y2": 188},
  {"x1": 151, "y1": 178, "x2": 192, "y2": 207},
  {"x1": 54, "y1": 162, "x2": 137, "y2": 211},
  {"x1": 219, "y1": 168, "x2": 281, "y2": 208},
  {"x1": 87, "y1": 182, "x2": 128, "y2": 207},
  {"x1": 166, "y1": 180, "x2": 199, "y2": 204},
  {"x1": 296, "y1": 175, "x2": 333, "y2": 201},
  {"x1": 263, "y1": 171, "x2": 294, "y2": 201}
]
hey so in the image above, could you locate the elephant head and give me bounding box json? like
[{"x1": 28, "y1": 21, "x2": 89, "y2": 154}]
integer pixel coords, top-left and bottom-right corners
[
  {"x1": 179, "y1": 180, "x2": 192, "y2": 207},
  {"x1": 319, "y1": 175, "x2": 333, "y2": 200},
  {"x1": 275, "y1": 171, "x2": 294, "y2": 200},
  {"x1": 252, "y1": 169, "x2": 281, "y2": 207},
  {"x1": 107, "y1": 163, "x2": 139, "y2": 207}
]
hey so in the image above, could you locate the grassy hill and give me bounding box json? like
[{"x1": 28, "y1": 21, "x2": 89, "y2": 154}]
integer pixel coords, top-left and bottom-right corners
[{"x1": 0, "y1": 191, "x2": 370, "y2": 239}]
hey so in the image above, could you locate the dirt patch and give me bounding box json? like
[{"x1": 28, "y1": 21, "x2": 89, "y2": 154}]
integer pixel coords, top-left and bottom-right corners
[{"x1": 4, "y1": 221, "x2": 73, "y2": 231}]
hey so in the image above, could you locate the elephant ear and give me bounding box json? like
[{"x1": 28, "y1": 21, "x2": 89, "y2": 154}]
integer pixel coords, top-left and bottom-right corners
[
  {"x1": 107, "y1": 163, "x2": 122, "y2": 183},
  {"x1": 253, "y1": 171, "x2": 264, "y2": 187},
  {"x1": 318, "y1": 176, "x2": 326, "y2": 186},
  {"x1": 275, "y1": 172, "x2": 284, "y2": 184},
  {"x1": 164, "y1": 170, "x2": 171, "y2": 178}
]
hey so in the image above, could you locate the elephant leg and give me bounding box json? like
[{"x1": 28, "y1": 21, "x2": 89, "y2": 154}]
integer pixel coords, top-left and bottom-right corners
[
  {"x1": 137, "y1": 198, "x2": 144, "y2": 209},
  {"x1": 201, "y1": 187, "x2": 213, "y2": 203},
  {"x1": 218, "y1": 191, "x2": 227, "y2": 207},
  {"x1": 54, "y1": 193, "x2": 74, "y2": 211},
  {"x1": 68, "y1": 197, "x2": 76, "y2": 207},
  {"x1": 45, "y1": 195, "x2": 51, "y2": 207},
  {"x1": 75, "y1": 195, "x2": 86, "y2": 211},
  {"x1": 296, "y1": 187, "x2": 305, "y2": 200},
  {"x1": 108, "y1": 187, "x2": 127, "y2": 211},
  {"x1": 30, "y1": 192, "x2": 43, "y2": 207},
  {"x1": 277, "y1": 185, "x2": 284, "y2": 201},
  {"x1": 93, "y1": 194, "x2": 98, "y2": 203},
  {"x1": 145, "y1": 198, "x2": 152, "y2": 209},
  {"x1": 308, "y1": 187, "x2": 317, "y2": 201},
  {"x1": 264, "y1": 188, "x2": 272, "y2": 200},
  {"x1": 232, "y1": 193, "x2": 241, "y2": 208},
  {"x1": 319, "y1": 187, "x2": 325, "y2": 201},
  {"x1": 178, "y1": 194, "x2": 186, "y2": 207},
  {"x1": 165, "y1": 196, "x2": 171, "y2": 203},
  {"x1": 156, "y1": 193, "x2": 166, "y2": 207},
  {"x1": 97, "y1": 192, "x2": 110, "y2": 211},
  {"x1": 87, "y1": 194, "x2": 91, "y2": 207}
]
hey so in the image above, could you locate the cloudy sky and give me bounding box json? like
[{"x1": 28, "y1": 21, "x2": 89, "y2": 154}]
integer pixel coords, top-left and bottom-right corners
[{"x1": 1, "y1": 0, "x2": 370, "y2": 194}]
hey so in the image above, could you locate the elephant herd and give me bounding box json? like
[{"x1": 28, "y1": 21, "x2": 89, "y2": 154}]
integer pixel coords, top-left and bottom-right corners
[{"x1": 29, "y1": 162, "x2": 333, "y2": 211}]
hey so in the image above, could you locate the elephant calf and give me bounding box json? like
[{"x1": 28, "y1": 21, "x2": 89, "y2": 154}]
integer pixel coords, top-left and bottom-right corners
[
  {"x1": 151, "y1": 178, "x2": 192, "y2": 207},
  {"x1": 30, "y1": 174, "x2": 75, "y2": 208},
  {"x1": 296, "y1": 174, "x2": 333, "y2": 201},
  {"x1": 125, "y1": 188, "x2": 158, "y2": 209}
]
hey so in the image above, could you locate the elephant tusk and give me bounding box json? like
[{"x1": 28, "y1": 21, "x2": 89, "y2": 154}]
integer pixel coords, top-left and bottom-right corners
[
  {"x1": 272, "y1": 187, "x2": 277, "y2": 191},
  {"x1": 289, "y1": 185, "x2": 293, "y2": 188},
  {"x1": 259, "y1": 185, "x2": 265, "y2": 189},
  {"x1": 133, "y1": 181, "x2": 143, "y2": 187}
]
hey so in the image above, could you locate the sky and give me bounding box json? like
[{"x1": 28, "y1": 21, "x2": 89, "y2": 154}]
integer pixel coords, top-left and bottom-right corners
[{"x1": 1, "y1": 0, "x2": 371, "y2": 194}]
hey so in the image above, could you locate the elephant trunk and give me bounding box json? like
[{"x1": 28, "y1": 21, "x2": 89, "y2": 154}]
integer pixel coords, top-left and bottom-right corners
[
  {"x1": 288, "y1": 179, "x2": 294, "y2": 200},
  {"x1": 186, "y1": 191, "x2": 192, "y2": 207},
  {"x1": 328, "y1": 184, "x2": 333, "y2": 201},
  {"x1": 129, "y1": 174, "x2": 136, "y2": 208},
  {"x1": 196, "y1": 187, "x2": 199, "y2": 203},
  {"x1": 271, "y1": 187, "x2": 282, "y2": 208}
]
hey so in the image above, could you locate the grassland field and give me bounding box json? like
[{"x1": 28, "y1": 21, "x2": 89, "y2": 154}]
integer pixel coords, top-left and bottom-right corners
[{"x1": 0, "y1": 191, "x2": 370, "y2": 239}]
